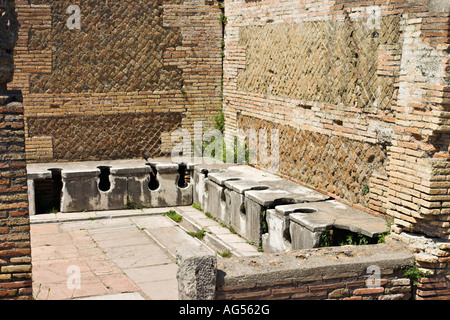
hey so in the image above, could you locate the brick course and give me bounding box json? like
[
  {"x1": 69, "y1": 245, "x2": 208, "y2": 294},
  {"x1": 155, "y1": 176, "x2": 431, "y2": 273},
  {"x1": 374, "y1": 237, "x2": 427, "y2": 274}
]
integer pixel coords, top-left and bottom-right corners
[
  {"x1": 217, "y1": 275, "x2": 413, "y2": 300},
  {"x1": 216, "y1": 243, "x2": 414, "y2": 300},
  {"x1": 0, "y1": 97, "x2": 32, "y2": 300}
]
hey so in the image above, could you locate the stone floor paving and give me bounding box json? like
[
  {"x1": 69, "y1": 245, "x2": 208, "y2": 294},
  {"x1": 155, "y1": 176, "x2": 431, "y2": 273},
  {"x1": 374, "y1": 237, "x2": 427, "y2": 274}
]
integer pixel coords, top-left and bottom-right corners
[
  {"x1": 30, "y1": 206, "x2": 262, "y2": 300},
  {"x1": 31, "y1": 211, "x2": 180, "y2": 300}
]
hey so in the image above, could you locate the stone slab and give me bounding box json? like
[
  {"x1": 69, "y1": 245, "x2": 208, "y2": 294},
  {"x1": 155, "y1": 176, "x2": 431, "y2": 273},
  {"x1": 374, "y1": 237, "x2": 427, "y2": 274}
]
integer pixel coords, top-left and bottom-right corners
[
  {"x1": 245, "y1": 180, "x2": 329, "y2": 206},
  {"x1": 288, "y1": 200, "x2": 388, "y2": 237},
  {"x1": 224, "y1": 180, "x2": 272, "y2": 194},
  {"x1": 176, "y1": 245, "x2": 217, "y2": 300},
  {"x1": 207, "y1": 165, "x2": 280, "y2": 186},
  {"x1": 76, "y1": 292, "x2": 145, "y2": 300},
  {"x1": 217, "y1": 242, "x2": 414, "y2": 288}
]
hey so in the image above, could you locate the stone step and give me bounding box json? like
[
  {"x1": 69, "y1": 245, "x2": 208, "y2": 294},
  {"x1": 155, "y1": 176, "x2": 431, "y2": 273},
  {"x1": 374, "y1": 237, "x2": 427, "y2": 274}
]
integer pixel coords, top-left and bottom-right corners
[
  {"x1": 175, "y1": 206, "x2": 262, "y2": 258},
  {"x1": 131, "y1": 215, "x2": 214, "y2": 259}
]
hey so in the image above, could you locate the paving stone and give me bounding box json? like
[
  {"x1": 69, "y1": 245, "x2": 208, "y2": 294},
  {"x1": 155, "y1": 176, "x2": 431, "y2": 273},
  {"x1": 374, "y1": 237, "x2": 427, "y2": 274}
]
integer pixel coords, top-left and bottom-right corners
[
  {"x1": 84, "y1": 258, "x2": 122, "y2": 276},
  {"x1": 132, "y1": 215, "x2": 176, "y2": 229},
  {"x1": 29, "y1": 207, "x2": 265, "y2": 300},
  {"x1": 103, "y1": 244, "x2": 173, "y2": 269},
  {"x1": 30, "y1": 231, "x2": 73, "y2": 247},
  {"x1": 124, "y1": 263, "x2": 178, "y2": 284},
  {"x1": 89, "y1": 228, "x2": 150, "y2": 248},
  {"x1": 30, "y1": 223, "x2": 60, "y2": 235},
  {"x1": 98, "y1": 273, "x2": 140, "y2": 293},
  {"x1": 31, "y1": 244, "x2": 79, "y2": 262},
  {"x1": 138, "y1": 278, "x2": 179, "y2": 300},
  {"x1": 76, "y1": 292, "x2": 145, "y2": 300}
]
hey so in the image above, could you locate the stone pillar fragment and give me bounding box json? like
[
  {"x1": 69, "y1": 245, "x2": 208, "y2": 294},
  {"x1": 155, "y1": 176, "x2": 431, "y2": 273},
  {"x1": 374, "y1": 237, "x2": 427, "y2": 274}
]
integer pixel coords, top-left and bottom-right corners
[{"x1": 176, "y1": 245, "x2": 217, "y2": 300}]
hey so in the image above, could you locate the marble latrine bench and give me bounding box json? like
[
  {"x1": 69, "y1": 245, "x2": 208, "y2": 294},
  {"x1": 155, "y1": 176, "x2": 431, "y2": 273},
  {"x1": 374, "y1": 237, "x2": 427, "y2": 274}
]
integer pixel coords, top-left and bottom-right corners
[
  {"x1": 264, "y1": 200, "x2": 388, "y2": 252},
  {"x1": 27, "y1": 160, "x2": 193, "y2": 214},
  {"x1": 193, "y1": 164, "x2": 388, "y2": 251}
]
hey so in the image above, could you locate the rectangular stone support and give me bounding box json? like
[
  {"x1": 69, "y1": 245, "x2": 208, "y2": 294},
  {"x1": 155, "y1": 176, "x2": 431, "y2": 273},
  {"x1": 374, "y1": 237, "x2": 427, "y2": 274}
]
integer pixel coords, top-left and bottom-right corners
[
  {"x1": 227, "y1": 189, "x2": 246, "y2": 237},
  {"x1": 149, "y1": 163, "x2": 193, "y2": 207},
  {"x1": 26, "y1": 171, "x2": 52, "y2": 215},
  {"x1": 193, "y1": 167, "x2": 207, "y2": 209},
  {"x1": 262, "y1": 208, "x2": 292, "y2": 253},
  {"x1": 61, "y1": 170, "x2": 101, "y2": 213},
  {"x1": 176, "y1": 245, "x2": 217, "y2": 300},
  {"x1": 204, "y1": 178, "x2": 226, "y2": 221},
  {"x1": 122, "y1": 166, "x2": 151, "y2": 208},
  {"x1": 289, "y1": 219, "x2": 323, "y2": 250},
  {"x1": 243, "y1": 197, "x2": 265, "y2": 245}
]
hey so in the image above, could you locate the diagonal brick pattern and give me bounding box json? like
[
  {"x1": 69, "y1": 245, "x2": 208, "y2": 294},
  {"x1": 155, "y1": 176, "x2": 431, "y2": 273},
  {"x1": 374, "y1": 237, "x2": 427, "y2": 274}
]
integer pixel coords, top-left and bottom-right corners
[
  {"x1": 28, "y1": 0, "x2": 183, "y2": 94},
  {"x1": 238, "y1": 114, "x2": 387, "y2": 208},
  {"x1": 237, "y1": 15, "x2": 401, "y2": 111},
  {"x1": 27, "y1": 112, "x2": 183, "y2": 161}
]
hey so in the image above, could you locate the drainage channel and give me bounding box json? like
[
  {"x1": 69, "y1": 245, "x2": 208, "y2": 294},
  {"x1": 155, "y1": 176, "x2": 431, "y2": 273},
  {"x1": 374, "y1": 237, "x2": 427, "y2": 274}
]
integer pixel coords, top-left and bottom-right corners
[{"x1": 172, "y1": 206, "x2": 262, "y2": 258}]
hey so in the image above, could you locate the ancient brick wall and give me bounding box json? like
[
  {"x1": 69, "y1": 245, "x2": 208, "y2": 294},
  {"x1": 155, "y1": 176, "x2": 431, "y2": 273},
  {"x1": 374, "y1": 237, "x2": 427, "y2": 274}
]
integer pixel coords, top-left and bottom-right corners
[
  {"x1": 223, "y1": 0, "x2": 449, "y2": 299},
  {"x1": 224, "y1": 0, "x2": 407, "y2": 217},
  {"x1": 215, "y1": 243, "x2": 415, "y2": 300},
  {"x1": 0, "y1": 97, "x2": 32, "y2": 299},
  {"x1": 217, "y1": 271, "x2": 412, "y2": 300},
  {"x1": 10, "y1": 0, "x2": 223, "y2": 162}
]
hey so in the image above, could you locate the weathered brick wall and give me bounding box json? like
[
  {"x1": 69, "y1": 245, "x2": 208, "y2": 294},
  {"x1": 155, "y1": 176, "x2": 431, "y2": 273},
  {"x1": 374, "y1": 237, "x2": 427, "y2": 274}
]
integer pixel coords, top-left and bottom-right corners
[
  {"x1": 387, "y1": 7, "x2": 450, "y2": 240},
  {"x1": 238, "y1": 114, "x2": 388, "y2": 212},
  {"x1": 0, "y1": 96, "x2": 32, "y2": 299},
  {"x1": 217, "y1": 271, "x2": 412, "y2": 300},
  {"x1": 224, "y1": 0, "x2": 408, "y2": 216},
  {"x1": 215, "y1": 242, "x2": 414, "y2": 300},
  {"x1": 10, "y1": 0, "x2": 223, "y2": 162},
  {"x1": 223, "y1": 0, "x2": 449, "y2": 298},
  {"x1": 386, "y1": 7, "x2": 450, "y2": 299}
]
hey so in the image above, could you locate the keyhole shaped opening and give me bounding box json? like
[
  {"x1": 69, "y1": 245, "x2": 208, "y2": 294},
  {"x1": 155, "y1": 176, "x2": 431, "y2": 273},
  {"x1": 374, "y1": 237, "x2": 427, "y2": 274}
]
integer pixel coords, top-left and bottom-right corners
[
  {"x1": 177, "y1": 164, "x2": 189, "y2": 189},
  {"x1": 98, "y1": 166, "x2": 111, "y2": 192},
  {"x1": 239, "y1": 202, "x2": 246, "y2": 215},
  {"x1": 147, "y1": 163, "x2": 160, "y2": 191}
]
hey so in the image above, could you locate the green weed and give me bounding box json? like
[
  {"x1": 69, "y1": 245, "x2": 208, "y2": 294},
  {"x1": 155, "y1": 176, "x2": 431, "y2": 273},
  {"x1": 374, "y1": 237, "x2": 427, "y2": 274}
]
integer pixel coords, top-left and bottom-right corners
[
  {"x1": 187, "y1": 228, "x2": 206, "y2": 240},
  {"x1": 164, "y1": 210, "x2": 183, "y2": 223}
]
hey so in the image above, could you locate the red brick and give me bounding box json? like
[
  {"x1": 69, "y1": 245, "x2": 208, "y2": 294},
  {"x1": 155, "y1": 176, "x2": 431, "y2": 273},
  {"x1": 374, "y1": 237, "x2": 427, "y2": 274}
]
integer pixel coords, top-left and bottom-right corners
[
  {"x1": 416, "y1": 289, "x2": 450, "y2": 297},
  {"x1": 0, "y1": 248, "x2": 31, "y2": 258},
  {"x1": 419, "y1": 276, "x2": 446, "y2": 284},
  {"x1": 272, "y1": 286, "x2": 308, "y2": 296},
  {"x1": 0, "y1": 289, "x2": 17, "y2": 297},
  {"x1": 308, "y1": 282, "x2": 345, "y2": 292},
  {"x1": 9, "y1": 211, "x2": 28, "y2": 217},
  {"x1": 352, "y1": 287, "x2": 385, "y2": 296},
  {"x1": 231, "y1": 288, "x2": 271, "y2": 299},
  {"x1": 0, "y1": 242, "x2": 14, "y2": 249},
  {"x1": 0, "y1": 280, "x2": 32, "y2": 289},
  {"x1": 344, "y1": 296, "x2": 363, "y2": 300},
  {"x1": 417, "y1": 282, "x2": 448, "y2": 290},
  {"x1": 292, "y1": 291, "x2": 328, "y2": 299},
  {"x1": 18, "y1": 287, "x2": 33, "y2": 296},
  {"x1": 0, "y1": 187, "x2": 25, "y2": 196}
]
